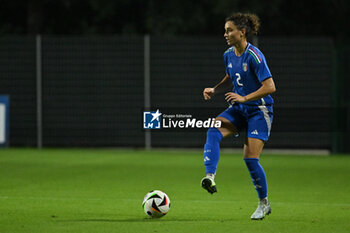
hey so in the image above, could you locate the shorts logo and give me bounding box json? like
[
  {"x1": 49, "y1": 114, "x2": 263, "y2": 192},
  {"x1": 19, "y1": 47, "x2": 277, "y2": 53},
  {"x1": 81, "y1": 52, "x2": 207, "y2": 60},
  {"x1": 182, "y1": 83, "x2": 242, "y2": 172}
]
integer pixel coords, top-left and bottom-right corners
[
  {"x1": 143, "y1": 109, "x2": 162, "y2": 129},
  {"x1": 251, "y1": 129, "x2": 259, "y2": 135},
  {"x1": 242, "y1": 63, "x2": 248, "y2": 72}
]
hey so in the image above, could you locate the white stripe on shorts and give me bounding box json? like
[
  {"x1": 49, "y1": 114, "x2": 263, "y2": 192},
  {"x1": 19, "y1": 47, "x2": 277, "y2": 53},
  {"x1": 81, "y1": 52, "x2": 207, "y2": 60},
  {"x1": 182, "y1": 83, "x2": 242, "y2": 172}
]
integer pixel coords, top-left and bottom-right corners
[{"x1": 258, "y1": 105, "x2": 271, "y2": 136}]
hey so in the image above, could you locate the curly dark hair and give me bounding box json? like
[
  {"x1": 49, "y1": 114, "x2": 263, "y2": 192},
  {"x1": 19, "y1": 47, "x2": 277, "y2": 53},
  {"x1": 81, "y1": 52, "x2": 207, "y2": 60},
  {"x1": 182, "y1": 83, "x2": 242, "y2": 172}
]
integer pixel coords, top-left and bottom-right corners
[{"x1": 226, "y1": 13, "x2": 260, "y2": 37}]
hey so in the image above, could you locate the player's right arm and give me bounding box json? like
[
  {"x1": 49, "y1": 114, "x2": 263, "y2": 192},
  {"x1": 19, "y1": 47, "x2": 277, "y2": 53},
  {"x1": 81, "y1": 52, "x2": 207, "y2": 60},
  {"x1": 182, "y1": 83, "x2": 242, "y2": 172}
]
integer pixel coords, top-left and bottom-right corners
[{"x1": 203, "y1": 74, "x2": 232, "y2": 100}]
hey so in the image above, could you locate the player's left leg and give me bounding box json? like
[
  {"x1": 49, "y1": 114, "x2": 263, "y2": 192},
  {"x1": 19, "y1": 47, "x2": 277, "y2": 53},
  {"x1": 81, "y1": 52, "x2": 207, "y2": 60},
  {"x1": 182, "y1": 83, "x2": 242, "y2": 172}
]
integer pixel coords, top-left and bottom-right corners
[
  {"x1": 244, "y1": 105, "x2": 273, "y2": 220},
  {"x1": 244, "y1": 137, "x2": 271, "y2": 220}
]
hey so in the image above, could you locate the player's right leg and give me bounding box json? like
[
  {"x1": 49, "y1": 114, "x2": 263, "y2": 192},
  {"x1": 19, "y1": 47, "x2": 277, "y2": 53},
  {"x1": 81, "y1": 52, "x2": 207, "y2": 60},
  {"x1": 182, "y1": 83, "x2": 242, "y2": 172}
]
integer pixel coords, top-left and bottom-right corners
[{"x1": 201, "y1": 116, "x2": 238, "y2": 194}]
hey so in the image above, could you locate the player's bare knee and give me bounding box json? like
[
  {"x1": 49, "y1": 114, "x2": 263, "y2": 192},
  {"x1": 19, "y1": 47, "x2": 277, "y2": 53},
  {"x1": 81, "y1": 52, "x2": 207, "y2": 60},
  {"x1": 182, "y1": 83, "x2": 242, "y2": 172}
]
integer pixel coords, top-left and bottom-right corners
[{"x1": 215, "y1": 117, "x2": 237, "y2": 138}]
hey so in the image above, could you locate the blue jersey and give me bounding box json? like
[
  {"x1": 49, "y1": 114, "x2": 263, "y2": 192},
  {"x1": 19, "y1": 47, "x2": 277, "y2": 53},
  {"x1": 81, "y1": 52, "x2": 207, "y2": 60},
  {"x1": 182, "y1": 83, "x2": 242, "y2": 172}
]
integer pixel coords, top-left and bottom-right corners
[{"x1": 224, "y1": 43, "x2": 273, "y2": 106}]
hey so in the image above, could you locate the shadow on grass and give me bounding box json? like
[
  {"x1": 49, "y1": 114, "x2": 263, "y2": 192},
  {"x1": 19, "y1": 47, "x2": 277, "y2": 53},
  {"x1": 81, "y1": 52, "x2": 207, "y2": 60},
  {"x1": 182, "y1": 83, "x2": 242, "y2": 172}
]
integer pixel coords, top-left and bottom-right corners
[{"x1": 55, "y1": 217, "x2": 236, "y2": 223}]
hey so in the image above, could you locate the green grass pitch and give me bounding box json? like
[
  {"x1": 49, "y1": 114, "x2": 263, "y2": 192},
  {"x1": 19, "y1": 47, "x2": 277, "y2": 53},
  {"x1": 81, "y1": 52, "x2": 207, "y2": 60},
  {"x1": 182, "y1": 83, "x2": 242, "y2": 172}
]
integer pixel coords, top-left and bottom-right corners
[{"x1": 0, "y1": 149, "x2": 350, "y2": 233}]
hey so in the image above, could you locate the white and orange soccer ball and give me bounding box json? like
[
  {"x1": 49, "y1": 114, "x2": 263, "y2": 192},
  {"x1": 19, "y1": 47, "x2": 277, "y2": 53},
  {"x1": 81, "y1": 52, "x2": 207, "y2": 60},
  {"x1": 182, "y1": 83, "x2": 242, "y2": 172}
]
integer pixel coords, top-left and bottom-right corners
[{"x1": 142, "y1": 190, "x2": 171, "y2": 218}]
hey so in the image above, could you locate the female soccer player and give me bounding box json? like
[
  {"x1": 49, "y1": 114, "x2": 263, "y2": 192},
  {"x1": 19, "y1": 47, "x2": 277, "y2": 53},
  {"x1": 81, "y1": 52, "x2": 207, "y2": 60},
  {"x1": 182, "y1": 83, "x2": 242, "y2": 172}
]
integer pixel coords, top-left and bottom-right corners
[{"x1": 201, "y1": 13, "x2": 276, "y2": 220}]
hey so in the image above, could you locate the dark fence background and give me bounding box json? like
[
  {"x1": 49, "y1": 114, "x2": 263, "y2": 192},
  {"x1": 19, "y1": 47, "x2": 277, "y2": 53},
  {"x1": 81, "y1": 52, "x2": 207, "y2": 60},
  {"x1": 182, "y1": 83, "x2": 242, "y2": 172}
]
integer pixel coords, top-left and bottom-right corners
[
  {"x1": 0, "y1": 35, "x2": 343, "y2": 150},
  {"x1": 0, "y1": 37, "x2": 37, "y2": 147},
  {"x1": 42, "y1": 37, "x2": 144, "y2": 147}
]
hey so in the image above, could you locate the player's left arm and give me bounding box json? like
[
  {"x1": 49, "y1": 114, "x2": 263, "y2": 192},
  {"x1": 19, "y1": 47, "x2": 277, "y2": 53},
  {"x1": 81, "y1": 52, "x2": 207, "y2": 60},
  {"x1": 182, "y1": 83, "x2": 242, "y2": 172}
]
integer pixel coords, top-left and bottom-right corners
[{"x1": 225, "y1": 77, "x2": 276, "y2": 103}]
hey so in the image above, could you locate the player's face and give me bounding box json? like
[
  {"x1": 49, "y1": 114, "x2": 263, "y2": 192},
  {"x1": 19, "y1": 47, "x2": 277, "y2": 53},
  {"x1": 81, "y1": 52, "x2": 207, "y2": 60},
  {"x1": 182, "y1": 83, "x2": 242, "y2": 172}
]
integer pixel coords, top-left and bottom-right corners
[{"x1": 224, "y1": 21, "x2": 244, "y2": 46}]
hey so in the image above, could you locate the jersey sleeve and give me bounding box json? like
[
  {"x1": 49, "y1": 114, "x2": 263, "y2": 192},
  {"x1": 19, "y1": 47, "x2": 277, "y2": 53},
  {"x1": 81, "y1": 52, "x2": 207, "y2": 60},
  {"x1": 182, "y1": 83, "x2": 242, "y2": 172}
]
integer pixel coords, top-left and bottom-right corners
[
  {"x1": 223, "y1": 47, "x2": 233, "y2": 75},
  {"x1": 248, "y1": 48, "x2": 272, "y2": 83},
  {"x1": 223, "y1": 52, "x2": 229, "y2": 74}
]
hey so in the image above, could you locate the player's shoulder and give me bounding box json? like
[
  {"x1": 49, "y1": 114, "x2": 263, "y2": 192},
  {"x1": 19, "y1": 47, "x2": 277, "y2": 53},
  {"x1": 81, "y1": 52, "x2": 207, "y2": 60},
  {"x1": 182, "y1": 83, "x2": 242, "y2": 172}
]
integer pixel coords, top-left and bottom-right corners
[
  {"x1": 223, "y1": 46, "x2": 234, "y2": 56},
  {"x1": 247, "y1": 44, "x2": 264, "y2": 64}
]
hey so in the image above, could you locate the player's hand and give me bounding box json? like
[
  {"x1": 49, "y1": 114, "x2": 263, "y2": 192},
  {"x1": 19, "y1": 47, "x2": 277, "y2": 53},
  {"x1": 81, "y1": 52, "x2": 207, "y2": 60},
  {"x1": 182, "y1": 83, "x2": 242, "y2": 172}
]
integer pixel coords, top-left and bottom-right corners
[
  {"x1": 203, "y1": 88, "x2": 215, "y2": 100},
  {"x1": 225, "y1": 92, "x2": 247, "y2": 103}
]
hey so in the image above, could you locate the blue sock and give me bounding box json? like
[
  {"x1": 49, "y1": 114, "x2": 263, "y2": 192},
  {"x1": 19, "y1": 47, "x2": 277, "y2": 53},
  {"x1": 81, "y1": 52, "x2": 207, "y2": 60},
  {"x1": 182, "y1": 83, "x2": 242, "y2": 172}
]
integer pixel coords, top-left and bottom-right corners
[
  {"x1": 204, "y1": 128, "x2": 223, "y2": 174},
  {"x1": 244, "y1": 158, "x2": 268, "y2": 199}
]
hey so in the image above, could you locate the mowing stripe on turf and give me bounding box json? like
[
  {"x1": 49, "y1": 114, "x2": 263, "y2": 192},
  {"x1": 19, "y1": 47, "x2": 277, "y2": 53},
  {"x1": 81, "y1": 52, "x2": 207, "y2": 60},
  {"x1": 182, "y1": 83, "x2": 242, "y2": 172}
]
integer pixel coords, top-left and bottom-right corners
[{"x1": 1, "y1": 196, "x2": 349, "y2": 207}]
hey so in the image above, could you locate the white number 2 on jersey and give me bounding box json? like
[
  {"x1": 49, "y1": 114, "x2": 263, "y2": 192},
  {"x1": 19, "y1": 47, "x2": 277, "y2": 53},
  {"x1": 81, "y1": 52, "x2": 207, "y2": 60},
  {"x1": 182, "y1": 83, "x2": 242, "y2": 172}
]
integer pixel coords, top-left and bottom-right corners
[{"x1": 235, "y1": 73, "x2": 243, "y2": 86}]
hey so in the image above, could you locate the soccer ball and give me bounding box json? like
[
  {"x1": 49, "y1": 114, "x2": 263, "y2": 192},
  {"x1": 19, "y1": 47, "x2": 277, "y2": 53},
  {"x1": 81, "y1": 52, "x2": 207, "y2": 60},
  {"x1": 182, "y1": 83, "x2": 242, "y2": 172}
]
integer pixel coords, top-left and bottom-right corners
[{"x1": 142, "y1": 190, "x2": 170, "y2": 218}]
